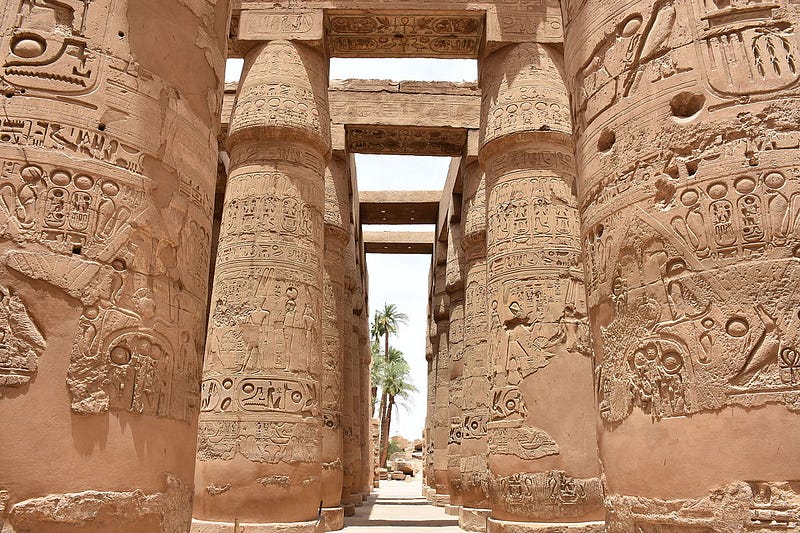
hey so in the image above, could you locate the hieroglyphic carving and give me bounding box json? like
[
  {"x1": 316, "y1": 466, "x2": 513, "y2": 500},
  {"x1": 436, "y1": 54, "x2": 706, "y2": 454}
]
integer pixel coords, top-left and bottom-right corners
[
  {"x1": 0, "y1": 0, "x2": 103, "y2": 96},
  {"x1": 606, "y1": 480, "x2": 800, "y2": 532},
  {"x1": 489, "y1": 471, "x2": 603, "y2": 520},
  {"x1": 0, "y1": 285, "x2": 45, "y2": 390},
  {"x1": 2, "y1": 474, "x2": 192, "y2": 532},
  {"x1": 0, "y1": 157, "x2": 209, "y2": 422},
  {"x1": 325, "y1": 12, "x2": 484, "y2": 58},
  {"x1": 197, "y1": 419, "x2": 319, "y2": 464},
  {"x1": 487, "y1": 426, "x2": 560, "y2": 460},
  {"x1": 346, "y1": 125, "x2": 467, "y2": 156}
]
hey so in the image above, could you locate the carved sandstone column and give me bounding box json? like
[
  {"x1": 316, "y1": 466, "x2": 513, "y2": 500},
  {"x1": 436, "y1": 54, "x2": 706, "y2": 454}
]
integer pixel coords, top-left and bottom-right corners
[
  {"x1": 194, "y1": 39, "x2": 330, "y2": 532},
  {"x1": 431, "y1": 264, "x2": 451, "y2": 506},
  {"x1": 340, "y1": 237, "x2": 358, "y2": 516},
  {"x1": 458, "y1": 162, "x2": 492, "y2": 532},
  {"x1": 320, "y1": 156, "x2": 351, "y2": 531},
  {"x1": 359, "y1": 311, "x2": 373, "y2": 497},
  {"x1": 348, "y1": 273, "x2": 365, "y2": 508},
  {"x1": 446, "y1": 219, "x2": 466, "y2": 515},
  {"x1": 424, "y1": 313, "x2": 436, "y2": 500},
  {"x1": 479, "y1": 43, "x2": 604, "y2": 533},
  {"x1": 0, "y1": 1, "x2": 228, "y2": 530},
  {"x1": 563, "y1": 1, "x2": 800, "y2": 530}
]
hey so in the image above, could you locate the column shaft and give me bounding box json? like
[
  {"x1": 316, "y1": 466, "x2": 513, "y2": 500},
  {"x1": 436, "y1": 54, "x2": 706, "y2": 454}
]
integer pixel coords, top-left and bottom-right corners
[
  {"x1": 563, "y1": 1, "x2": 800, "y2": 530},
  {"x1": 194, "y1": 39, "x2": 330, "y2": 531},
  {"x1": 479, "y1": 43, "x2": 603, "y2": 532},
  {"x1": 447, "y1": 220, "x2": 466, "y2": 513},
  {"x1": 0, "y1": 1, "x2": 228, "y2": 530},
  {"x1": 459, "y1": 162, "x2": 492, "y2": 532}
]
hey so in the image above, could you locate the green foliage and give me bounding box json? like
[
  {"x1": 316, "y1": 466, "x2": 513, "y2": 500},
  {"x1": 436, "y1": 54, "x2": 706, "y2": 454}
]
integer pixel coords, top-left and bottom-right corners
[
  {"x1": 386, "y1": 439, "x2": 403, "y2": 458},
  {"x1": 370, "y1": 303, "x2": 409, "y2": 346}
]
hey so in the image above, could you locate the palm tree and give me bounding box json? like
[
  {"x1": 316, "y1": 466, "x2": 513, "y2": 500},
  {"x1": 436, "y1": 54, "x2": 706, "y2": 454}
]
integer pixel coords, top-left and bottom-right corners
[
  {"x1": 370, "y1": 303, "x2": 408, "y2": 462},
  {"x1": 379, "y1": 352, "x2": 417, "y2": 467}
]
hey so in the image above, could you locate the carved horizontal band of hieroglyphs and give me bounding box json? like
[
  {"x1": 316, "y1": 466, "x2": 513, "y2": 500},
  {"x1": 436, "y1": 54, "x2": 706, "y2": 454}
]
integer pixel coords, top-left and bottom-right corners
[
  {"x1": 326, "y1": 13, "x2": 484, "y2": 57},
  {"x1": 607, "y1": 480, "x2": 800, "y2": 532},
  {"x1": 346, "y1": 126, "x2": 467, "y2": 156},
  {"x1": 0, "y1": 285, "x2": 46, "y2": 391},
  {"x1": 0, "y1": 117, "x2": 145, "y2": 174},
  {"x1": 197, "y1": 419, "x2": 319, "y2": 463},
  {"x1": 483, "y1": 150, "x2": 575, "y2": 178},
  {"x1": 237, "y1": 10, "x2": 323, "y2": 41},
  {"x1": 230, "y1": 144, "x2": 325, "y2": 175},
  {"x1": 489, "y1": 471, "x2": 603, "y2": 519},
  {"x1": 201, "y1": 375, "x2": 317, "y2": 416},
  {"x1": 487, "y1": 425, "x2": 559, "y2": 460}
]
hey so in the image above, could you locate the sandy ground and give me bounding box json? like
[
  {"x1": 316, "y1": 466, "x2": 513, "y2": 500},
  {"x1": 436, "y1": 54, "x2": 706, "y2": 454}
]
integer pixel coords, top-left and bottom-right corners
[{"x1": 342, "y1": 478, "x2": 461, "y2": 532}]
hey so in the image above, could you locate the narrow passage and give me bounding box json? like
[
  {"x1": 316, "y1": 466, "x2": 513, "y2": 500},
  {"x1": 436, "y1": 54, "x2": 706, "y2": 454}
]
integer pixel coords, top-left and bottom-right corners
[{"x1": 343, "y1": 479, "x2": 460, "y2": 532}]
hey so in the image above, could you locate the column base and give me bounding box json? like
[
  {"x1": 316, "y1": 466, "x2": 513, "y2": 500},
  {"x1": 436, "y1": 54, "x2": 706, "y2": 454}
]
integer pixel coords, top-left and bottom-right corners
[
  {"x1": 445, "y1": 504, "x2": 461, "y2": 516},
  {"x1": 487, "y1": 518, "x2": 605, "y2": 533},
  {"x1": 343, "y1": 504, "x2": 356, "y2": 517},
  {"x1": 459, "y1": 507, "x2": 490, "y2": 532},
  {"x1": 351, "y1": 493, "x2": 363, "y2": 506},
  {"x1": 320, "y1": 508, "x2": 344, "y2": 531},
  {"x1": 192, "y1": 518, "x2": 324, "y2": 533},
  {"x1": 432, "y1": 494, "x2": 451, "y2": 507}
]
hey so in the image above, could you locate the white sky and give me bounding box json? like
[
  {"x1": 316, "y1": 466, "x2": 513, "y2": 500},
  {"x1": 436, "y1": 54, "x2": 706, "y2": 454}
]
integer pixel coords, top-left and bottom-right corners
[{"x1": 225, "y1": 57, "x2": 477, "y2": 440}]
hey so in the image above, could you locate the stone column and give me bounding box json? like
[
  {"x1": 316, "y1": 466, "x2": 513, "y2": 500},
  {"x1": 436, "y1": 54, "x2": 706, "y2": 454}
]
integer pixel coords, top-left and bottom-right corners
[
  {"x1": 359, "y1": 312, "x2": 373, "y2": 497},
  {"x1": 348, "y1": 272, "x2": 365, "y2": 508},
  {"x1": 320, "y1": 156, "x2": 351, "y2": 531},
  {"x1": 458, "y1": 162, "x2": 492, "y2": 532},
  {"x1": 431, "y1": 264, "x2": 451, "y2": 506},
  {"x1": 423, "y1": 313, "x2": 436, "y2": 500},
  {"x1": 563, "y1": 1, "x2": 800, "y2": 530},
  {"x1": 0, "y1": 1, "x2": 228, "y2": 530},
  {"x1": 194, "y1": 39, "x2": 330, "y2": 532},
  {"x1": 340, "y1": 237, "x2": 358, "y2": 516},
  {"x1": 446, "y1": 220, "x2": 466, "y2": 516},
  {"x1": 479, "y1": 43, "x2": 604, "y2": 533}
]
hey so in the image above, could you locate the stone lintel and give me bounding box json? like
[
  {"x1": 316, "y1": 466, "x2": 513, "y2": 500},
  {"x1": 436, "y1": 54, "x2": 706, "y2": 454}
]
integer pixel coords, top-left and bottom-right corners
[
  {"x1": 325, "y1": 10, "x2": 485, "y2": 58},
  {"x1": 363, "y1": 231, "x2": 434, "y2": 254},
  {"x1": 221, "y1": 83, "x2": 478, "y2": 154},
  {"x1": 359, "y1": 190, "x2": 440, "y2": 225},
  {"x1": 346, "y1": 125, "x2": 467, "y2": 156},
  {"x1": 329, "y1": 81, "x2": 480, "y2": 130}
]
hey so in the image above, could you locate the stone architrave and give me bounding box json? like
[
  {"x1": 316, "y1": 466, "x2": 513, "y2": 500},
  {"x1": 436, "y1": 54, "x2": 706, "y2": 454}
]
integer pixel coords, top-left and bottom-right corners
[
  {"x1": 563, "y1": 1, "x2": 800, "y2": 530},
  {"x1": 446, "y1": 219, "x2": 466, "y2": 514},
  {"x1": 320, "y1": 156, "x2": 351, "y2": 531},
  {"x1": 193, "y1": 39, "x2": 330, "y2": 533},
  {"x1": 0, "y1": 1, "x2": 228, "y2": 530},
  {"x1": 459, "y1": 162, "x2": 492, "y2": 532},
  {"x1": 479, "y1": 42, "x2": 604, "y2": 533},
  {"x1": 431, "y1": 264, "x2": 452, "y2": 506}
]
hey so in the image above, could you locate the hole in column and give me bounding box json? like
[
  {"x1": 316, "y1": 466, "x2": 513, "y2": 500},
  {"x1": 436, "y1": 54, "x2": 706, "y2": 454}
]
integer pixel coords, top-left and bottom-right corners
[
  {"x1": 670, "y1": 92, "x2": 705, "y2": 119},
  {"x1": 72, "y1": 244, "x2": 82, "y2": 255},
  {"x1": 98, "y1": 123, "x2": 106, "y2": 132},
  {"x1": 597, "y1": 129, "x2": 616, "y2": 153}
]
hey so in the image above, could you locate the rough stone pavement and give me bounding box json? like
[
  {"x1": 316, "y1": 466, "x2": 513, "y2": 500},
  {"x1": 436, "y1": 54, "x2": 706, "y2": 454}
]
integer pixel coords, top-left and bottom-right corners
[{"x1": 343, "y1": 478, "x2": 461, "y2": 532}]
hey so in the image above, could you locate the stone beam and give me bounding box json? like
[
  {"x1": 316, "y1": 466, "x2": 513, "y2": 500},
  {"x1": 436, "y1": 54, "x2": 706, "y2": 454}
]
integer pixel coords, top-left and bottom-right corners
[
  {"x1": 346, "y1": 125, "x2": 467, "y2": 156},
  {"x1": 221, "y1": 81, "x2": 480, "y2": 156},
  {"x1": 360, "y1": 190, "x2": 440, "y2": 225},
  {"x1": 329, "y1": 80, "x2": 480, "y2": 129},
  {"x1": 363, "y1": 231, "x2": 434, "y2": 254},
  {"x1": 228, "y1": 3, "x2": 564, "y2": 55}
]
